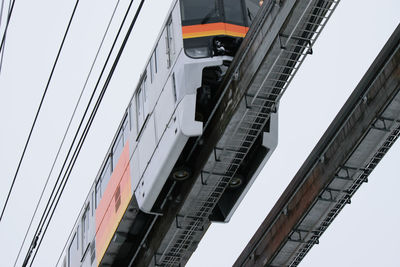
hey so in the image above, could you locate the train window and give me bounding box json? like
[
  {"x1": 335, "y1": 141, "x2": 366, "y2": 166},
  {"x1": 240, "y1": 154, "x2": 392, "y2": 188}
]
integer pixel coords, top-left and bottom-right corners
[
  {"x1": 113, "y1": 115, "x2": 129, "y2": 167},
  {"x1": 180, "y1": 0, "x2": 219, "y2": 24},
  {"x1": 128, "y1": 104, "x2": 132, "y2": 131},
  {"x1": 136, "y1": 76, "x2": 147, "y2": 130},
  {"x1": 81, "y1": 205, "x2": 90, "y2": 256},
  {"x1": 223, "y1": 0, "x2": 245, "y2": 25},
  {"x1": 100, "y1": 158, "x2": 112, "y2": 198},
  {"x1": 172, "y1": 73, "x2": 177, "y2": 102},
  {"x1": 113, "y1": 129, "x2": 124, "y2": 168},
  {"x1": 136, "y1": 88, "x2": 142, "y2": 129},
  {"x1": 123, "y1": 116, "x2": 129, "y2": 145},
  {"x1": 68, "y1": 233, "x2": 79, "y2": 267},
  {"x1": 95, "y1": 179, "x2": 101, "y2": 208},
  {"x1": 154, "y1": 45, "x2": 158, "y2": 74},
  {"x1": 166, "y1": 17, "x2": 174, "y2": 68},
  {"x1": 91, "y1": 191, "x2": 94, "y2": 216},
  {"x1": 129, "y1": 103, "x2": 137, "y2": 136},
  {"x1": 90, "y1": 239, "x2": 96, "y2": 264},
  {"x1": 77, "y1": 225, "x2": 79, "y2": 249},
  {"x1": 149, "y1": 56, "x2": 154, "y2": 83}
]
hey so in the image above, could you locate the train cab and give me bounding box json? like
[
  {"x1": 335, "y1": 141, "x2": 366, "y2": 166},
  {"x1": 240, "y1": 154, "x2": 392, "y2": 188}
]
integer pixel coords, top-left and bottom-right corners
[
  {"x1": 176, "y1": 0, "x2": 261, "y2": 121},
  {"x1": 181, "y1": 0, "x2": 251, "y2": 58}
]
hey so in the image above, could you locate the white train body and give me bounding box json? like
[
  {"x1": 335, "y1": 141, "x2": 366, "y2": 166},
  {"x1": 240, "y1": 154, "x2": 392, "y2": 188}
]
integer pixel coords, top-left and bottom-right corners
[{"x1": 60, "y1": 0, "x2": 268, "y2": 266}]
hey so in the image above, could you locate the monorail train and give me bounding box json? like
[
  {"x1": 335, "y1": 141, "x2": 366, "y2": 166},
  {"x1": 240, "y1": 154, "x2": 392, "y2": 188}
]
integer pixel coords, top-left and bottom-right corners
[{"x1": 61, "y1": 0, "x2": 262, "y2": 266}]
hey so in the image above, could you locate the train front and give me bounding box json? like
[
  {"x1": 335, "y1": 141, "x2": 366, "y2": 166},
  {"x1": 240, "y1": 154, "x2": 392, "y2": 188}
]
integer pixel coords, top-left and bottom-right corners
[{"x1": 180, "y1": 0, "x2": 252, "y2": 58}]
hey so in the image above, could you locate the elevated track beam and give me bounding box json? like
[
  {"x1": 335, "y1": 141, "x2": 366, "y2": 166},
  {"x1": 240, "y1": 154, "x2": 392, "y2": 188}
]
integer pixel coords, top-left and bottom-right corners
[{"x1": 234, "y1": 23, "x2": 400, "y2": 267}]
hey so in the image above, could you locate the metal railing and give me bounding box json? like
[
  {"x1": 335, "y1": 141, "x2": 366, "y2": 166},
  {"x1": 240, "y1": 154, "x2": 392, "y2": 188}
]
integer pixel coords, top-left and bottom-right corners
[
  {"x1": 156, "y1": 0, "x2": 340, "y2": 265},
  {"x1": 288, "y1": 121, "x2": 400, "y2": 266}
]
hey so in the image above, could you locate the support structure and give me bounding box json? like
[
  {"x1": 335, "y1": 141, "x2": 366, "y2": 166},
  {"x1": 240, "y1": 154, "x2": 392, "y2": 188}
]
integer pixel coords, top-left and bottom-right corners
[
  {"x1": 234, "y1": 24, "x2": 400, "y2": 267},
  {"x1": 131, "y1": 0, "x2": 340, "y2": 266}
]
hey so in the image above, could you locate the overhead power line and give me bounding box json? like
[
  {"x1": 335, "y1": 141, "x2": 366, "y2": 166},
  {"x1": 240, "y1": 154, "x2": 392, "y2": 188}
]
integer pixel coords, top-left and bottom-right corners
[
  {"x1": 21, "y1": 0, "x2": 146, "y2": 265},
  {"x1": 13, "y1": 0, "x2": 123, "y2": 265},
  {"x1": 0, "y1": 0, "x2": 14, "y2": 75},
  {"x1": 0, "y1": 0, "x2": 14, "y2": 52},
  {"x1": 0, "y1": 0, "x2": 15, "y2": 75},
  {"x1": 0, "y1": 0, "x2": 6, "y2": 30},
  {"x1": 0, "y1": 0, "x2": 80, "y2": 222}
]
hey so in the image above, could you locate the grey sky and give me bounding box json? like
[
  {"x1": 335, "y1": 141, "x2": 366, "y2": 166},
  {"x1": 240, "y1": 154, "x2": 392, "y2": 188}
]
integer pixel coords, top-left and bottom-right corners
[{"x1": 0, "y1": 0, "x2": 399, "y2": 266}]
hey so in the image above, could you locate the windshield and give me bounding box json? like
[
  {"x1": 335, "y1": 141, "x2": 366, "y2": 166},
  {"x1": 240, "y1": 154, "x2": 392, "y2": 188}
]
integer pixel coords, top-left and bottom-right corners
[
  {"x1": 180, "y1": 0, "x2": 220, "y2": 25},
  {"x1": 223, "y1": 0, "x2": 245, "y2": 25}
]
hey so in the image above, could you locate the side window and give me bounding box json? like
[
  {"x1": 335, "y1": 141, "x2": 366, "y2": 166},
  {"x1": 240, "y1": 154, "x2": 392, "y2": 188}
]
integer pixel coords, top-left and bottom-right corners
[
  {"x1": 81, "y1": 205, "x2": 90, "y2": 256},
  {"x1": 172, "y1": 73, "x2": 177, "y2": 102},
  {"x1": 136, "y1": 76, "x2": 147, "y2": 131},
  {"x1": 90, "y1": 239, "x2": 96, "y2": 264},
  {"x1": 136, "y1": 87, "x2": 143, "y2": 130},
  {"x1": 112, "y1": 129, "x2": 124, "y2": 168},
  {"x1": 100, "y1": 158, "x2": 112, "y2": 199},
  {"x1": 166, "y1": 17, "x2": 175, "y2": 68},
  {"x1": 68, "y1": 233, "x2": 79, "y2": 267},
  {"x1": 76, "y1": 225, "x2": 79, "y2": 250},
  {"x1": 128, "y1": 104, "x2": 132, "y2": 131},
  {"x1": 129, "y1": 103, "x2": 137, "y2": 137},
  {"x1": 153, "y1": 46, "x2": 158, "y2": 74},
  {"x1": 95, "y1": 179, "x2": 101, "y2": 208},
  {"x1": 150, "y1": 56, "x2": 154, "y2": 83},
  {"x1": 112, "y1": 115, "x2": 129, "y2": 167},
  {"x1": 91, "y1": 191, "x2": 94, "y2": 216},
  {"x1": 122, "y1": 116, "x2": 129, "y2": 146}
]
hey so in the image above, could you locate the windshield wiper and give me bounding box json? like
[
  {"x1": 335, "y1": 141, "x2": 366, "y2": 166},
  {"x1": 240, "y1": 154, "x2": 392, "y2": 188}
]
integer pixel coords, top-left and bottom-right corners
[{"x1": 247, "y1": 8, "x2": 253, "y2": 21}]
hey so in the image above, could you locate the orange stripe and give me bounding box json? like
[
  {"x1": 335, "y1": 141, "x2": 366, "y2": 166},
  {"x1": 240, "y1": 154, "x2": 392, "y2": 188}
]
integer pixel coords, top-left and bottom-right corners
[
  {"x1": 182, "y1": 22, "x2": 248, "y2": 39},
  {"x1": 95, "y1": 142, "x2": 132, "y2": 266}
]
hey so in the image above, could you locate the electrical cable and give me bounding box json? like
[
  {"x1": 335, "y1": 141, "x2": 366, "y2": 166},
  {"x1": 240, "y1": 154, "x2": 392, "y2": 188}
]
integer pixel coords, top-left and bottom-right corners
[
  {"x1": 0, "y1": 0, "x2": 14, "y2": 52},
  {"x1": 21, "y1": 0, "x2": 146, "y2": 265},
  {"x1": 22, "y1": 1, "x2": 135, "y2": 262},
  {"x1": 0, "y1": 0, "x2": 80, "y2": 222},
  {"x1": 12, "y1": 0, "x2": 123, "y2": 265},
  {"x1": 0, "y1": 0, "x2": 5, "y2": 73},
  {"x1": 21, "y1": 0, "x2": 134, "y2": 260},
  {"x1": 28, "y1": 1, "x2": 145, "y2": 265},
  {"x1": 0, "y1": 0, "x2": 5, "y2": 29},
  {"x1": 0, "y1": 0, "x2": 14, "y2": 75},
  {"x1": 0, "y1": 38, "x2": 5, "y2": 74}
]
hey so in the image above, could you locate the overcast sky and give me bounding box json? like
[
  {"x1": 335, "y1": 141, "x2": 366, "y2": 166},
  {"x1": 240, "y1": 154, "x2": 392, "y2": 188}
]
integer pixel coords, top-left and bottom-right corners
[{"x1": 0, "y1": 0, "x2": 399, "y2": 267}]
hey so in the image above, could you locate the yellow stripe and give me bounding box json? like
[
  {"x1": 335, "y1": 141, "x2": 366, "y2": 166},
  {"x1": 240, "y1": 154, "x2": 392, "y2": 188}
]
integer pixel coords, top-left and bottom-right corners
[
  {"x1": 225, "y1": 31, "x2": 247, "y2": 38},
  {"x1": 183, "y1": 30, "x2": 227, "y2": 39},
  {"x1": 183, "y1": 30, "x2": 246, "y2": 39}
]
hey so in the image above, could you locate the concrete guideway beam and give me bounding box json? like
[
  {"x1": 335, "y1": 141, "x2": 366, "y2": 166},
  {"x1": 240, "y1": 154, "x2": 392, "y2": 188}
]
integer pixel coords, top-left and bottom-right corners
[{"x1": 234, "y1": 24, "x2": 400, "y2": 267}]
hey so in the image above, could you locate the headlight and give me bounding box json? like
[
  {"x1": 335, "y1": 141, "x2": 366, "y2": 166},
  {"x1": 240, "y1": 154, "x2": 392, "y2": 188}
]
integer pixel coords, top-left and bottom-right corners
[{"x1": 185, "y1": 47, "x2": 210, "y2": 58}]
